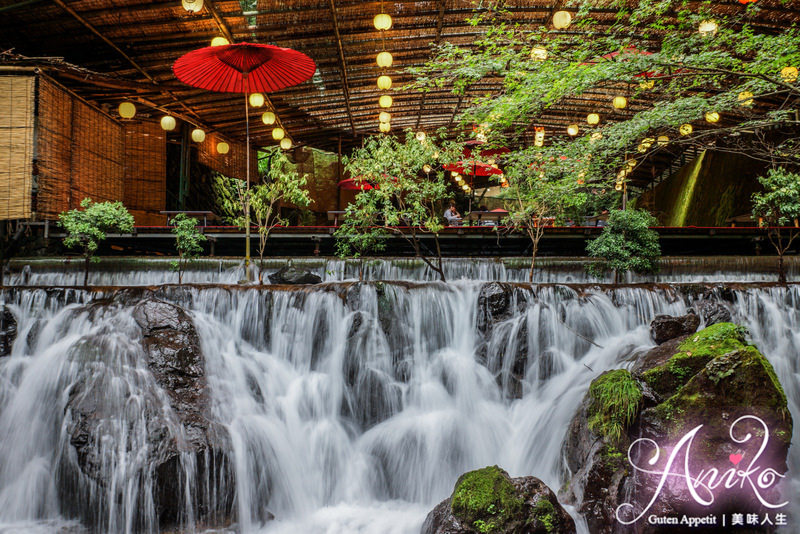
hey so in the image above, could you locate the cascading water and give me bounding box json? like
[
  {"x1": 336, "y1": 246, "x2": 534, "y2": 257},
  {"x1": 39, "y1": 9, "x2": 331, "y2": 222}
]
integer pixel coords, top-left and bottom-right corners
[{"x1": 0, "y1": 267, "x2": 797, "y2": 533}]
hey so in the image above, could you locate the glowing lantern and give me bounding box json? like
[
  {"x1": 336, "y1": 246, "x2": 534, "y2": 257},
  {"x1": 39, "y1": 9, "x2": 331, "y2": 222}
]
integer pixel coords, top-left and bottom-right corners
[
  {"x1": 216, "y1": 141, "x2": 229, "y2": 154},
  {"x1": 626, "y1": 159, "x2": 636, "y2": 169},
  {"x1": 374, "y1": 13, "x2": 392, "y2": 30},
  {"x1": 615, "y1": 182, "x2": 623, "y2": 191},
  {"x1": 639, "y1": 79, "x2": 655, "y2": 90},
  {"x1": 377, "y1": 51, "x2": 393, "y2": 68},
  {"x1": 261, "y1": 111, "x2": 276, "y2": 125},
  {"x1": 379, "y1": 122, "x2": 391, "y2": 133},
  {"x1": 249, "y1": 93, "x2": 265, "y2": 107},
  {"x1": 379, "y1": 111, "x2": 391, "y2": 123},
  {"x1": 416, "y1": 131, "x2": 426, "y2": 142},
  {"x1": 280, "y1": 137, "x2": 292, "y2": 150},
  {"x1": 210, "y1": 36, "x2": 229, "y2": 47},
  {"x1": 567, "y1": 124, "x2": 579, "y2": 136},
  {"x1": 379, "y1": 95, "x2": 393, "y2": 108},
  {"x1": 423, "y1": 164, "x2": 432, "y2": 173},
  {"x1": 586, "y1": 113, "x2": 600, "y2": 125},
  {"x1": 272, "y1": 127, "x2": 285, "y2": 140},
  {"x1": 612, "y1": 96, "x2": 628, "y2": 109},
  {"x1": 657, "y1": 135, "x2": 669, "y2": 146},
  {"x1": 182, "y1": 0, "x2": 203, "y2": 13},
  {"x1": 534, "y1": 126, "x2": 545, "y2": 147},
  {"x1": 160, "y1": 115, "x2": 176, "y2": 131},
  {"x1": 705, "y1": 111, "x2": 720, "y2": 123},
  {"x1": 590, "y1": 132, "x2": 603, "y2": 143},
  {"x1": 738, "y1": 91, "x2": 754, "y2": 107},
  {"x1": 462, "y1": 184, "x2": 469, "y2": 191},
  {"x1": 530, "y1": 47, "x2": 548, "y2": 61},
  {"x1": 191, "y1": 128, "x2": 205, "y2": 142},
  {"x1": 552, "y1": 11, "x2": 572, "y2": 29},
  {"x1": 433, "y1": 151, "x2": 440, "y2": 159},
  {"x1": 377, "y1": 75, "x2": 392, "y2": 90},
  {"x1": 698, "y1": 20, "x2": 718, "y2": 37},
  {"x1": 781, "y1": 66, "x2": 798, "y2": 83},
  {"x1": 679, "y1": 123, "x2": 693, "y2": 136},
  {"x1": 118, "y1": 102, "x2": 136, "y2": 119}
]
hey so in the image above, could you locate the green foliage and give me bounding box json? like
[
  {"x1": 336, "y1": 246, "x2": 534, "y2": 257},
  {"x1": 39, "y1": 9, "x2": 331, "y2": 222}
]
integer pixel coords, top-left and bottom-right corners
[
  {"x1": 212, "y1": 172, "x2": 248, "y2": 229},
  {"x1": 450, "y1": 466, "x2": 523, "y2": 534},
  {"x1": 752, "y1": 168, "x2": 800, "y2": 226},
  {"x1": 587, "y1": 369, "x2": 642, "y2": 444},
  {"x1": 531, "y1": 497, "x2": 556, "y2": 533},
  {"x1": 169, "y1": 213, "x2": 206, "y2": 284},
  {"x1": 60, "y1": 198, "x2": 135, "y2": 258},
  {"x1": 587, "y1": 209, "x2": 661, "y2": 281},
  {"x1": 336, "y1": 130, "x2": 459, "y2": 281}
]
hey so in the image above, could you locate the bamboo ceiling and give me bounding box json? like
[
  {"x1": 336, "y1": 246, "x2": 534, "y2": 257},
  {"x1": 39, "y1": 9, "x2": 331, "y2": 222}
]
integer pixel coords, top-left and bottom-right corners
[{"x1": 0, "y1": 0, "x2": 799, "y2": 189}]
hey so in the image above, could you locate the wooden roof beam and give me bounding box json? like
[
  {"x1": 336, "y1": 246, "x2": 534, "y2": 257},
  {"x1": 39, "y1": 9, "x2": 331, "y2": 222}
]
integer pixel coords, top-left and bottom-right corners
[
  {"x1": 327, "y1": 0, "x2": 356, "y2": 135},
  {"x1": 414, "y1": 0, "x2": 446, "y2": 130}
]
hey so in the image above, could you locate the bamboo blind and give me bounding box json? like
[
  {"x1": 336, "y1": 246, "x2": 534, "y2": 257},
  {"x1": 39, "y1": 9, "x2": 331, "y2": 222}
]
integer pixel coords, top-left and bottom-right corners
[
  {"x1": 0, "y1": 75, "x2": 35, "y2": 220},
  {"x1": 197, "y1": 133, "x2": 256, "y2": 182},
  {"x1": 36, "y1": 76, "x2": 73, "y2": 217},
  {"x1": 124, "y1": 122, "x2": 166, "y2": 225}
]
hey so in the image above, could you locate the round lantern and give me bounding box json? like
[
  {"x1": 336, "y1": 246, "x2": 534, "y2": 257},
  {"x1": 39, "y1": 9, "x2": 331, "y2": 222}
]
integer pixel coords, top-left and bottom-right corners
[
  {"x1": 280, "y1": 137, "x2": 292, "y2": 150},
  {"x1": 781, "y1": 66, "x2": 798, "y2": 83},
  {"x1": 249, "y1": 93, "x2": 265, "y2": 108},
  {"x1": 639, "y1": 79, "x2": 655, "y2": 90},
  {"x1": 657, "y1": 135, "x2": 669, "y2": 146},
  {"x1": 705, "y1": 111, "x2": 720, "y2": 123},
  {"x1": 612, "y1": 96, "x2": 628, "y2": 109},
  {"x1": 379, "y1": 111, "x2": 391, "y2": 123},
  {"x1": 530, "y1": 47, "x2": 548, "y2": 61},
  {"x1": 567, "y1": 124, "x2": 579, "y2": 136},
  {"x1": 191, "y1": 128, "x2": 205, "y2": 143},
  {"x1": 216, "y1": 141, "x2": 229, "y2": 154},
  {"x1": 586, "y1": 113, "x2": 600, "y2": 125},
  {"x1": 462, "y1": 184, "x2": 469, "y2": 191},
  {"x1": 379, "y1": 122, "x2": 391, "y2": 133},
  {"x1": 415, "y1": 131, "x2": 426, "y2": 142},
  {"x1": 552, "y1": 11, "x2": 572, "y2": 29},
  {"x1": 738, "y1": 91, "x2": 754, "y2": 107},
  {"x1": 374, "y1": 13, "x2": 392, "y2": 30},
  {"x1": 261, "y1": 111, "x2": 276, "y2": 125},
  {"x1": 160, "y1": 115, "x2": 177, "y2": 131},
  {"x1": 182, "y1": 0, "x2": 203, "y2": 13},
  {"x1": 590, "y1": 132, "x2": 603, "y2": 142},
  {"x1": 679, "y1": 123, "x2": 693, "y2": 136},
  {"x1": 377, "y1": 51, "x2": 393, "y2": 68},
  {"x1": 272, "y1": 127, "x2": 285, "y2": 140},
  {"x1": 377, "y1": 75, "x2": 392, "y2": 90},
  {"x1": 423, "y1": 164, "x2": 432, "y2": 174},
  {"x1": 379, "y1": 95, "x2": 393, "y2": 108},
  {"x1": 210, "y1": 36, "x2": 229, "y2": 47},
  {"x1": 698, "y1": 20, "x2": 718, "y2": 37},
  {"x1": 118, "y1": 102, "x2": 136, "y2": 119},
  {"x1": 615, "y1": 182, "x2": 623, "y2": 192}
]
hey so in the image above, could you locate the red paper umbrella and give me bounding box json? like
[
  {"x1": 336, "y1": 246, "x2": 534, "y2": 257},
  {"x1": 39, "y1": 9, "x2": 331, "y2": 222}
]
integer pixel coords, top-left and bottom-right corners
[
  {"x1": 462, "y1": 140, "x2": 512, "y2": 159},
  {"x1": 443, "y1": 161, "x2": 503, "y2": 177},
  {"x1": 173, "y1": 43, "x2": 315, "y2": 278},
  {"x1": 173, "y1": 43, "x2": 316, "y2": 93},
  {"x1": 338, "y1": 178, "x2": 378, "y2": 191}
]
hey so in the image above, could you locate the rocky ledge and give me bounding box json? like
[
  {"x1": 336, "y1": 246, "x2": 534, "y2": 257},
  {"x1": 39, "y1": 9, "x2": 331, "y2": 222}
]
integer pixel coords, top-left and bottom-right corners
[
  {"x1": 560, "y1": 320, "x2": 792, "y2": 534},
  {"x1": 421, "y1": 465, "x2": 576, "y2": 534}
]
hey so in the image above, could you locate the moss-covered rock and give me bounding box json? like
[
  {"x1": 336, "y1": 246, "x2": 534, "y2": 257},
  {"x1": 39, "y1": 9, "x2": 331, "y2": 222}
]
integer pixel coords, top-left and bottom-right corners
[
  {"x1": 421, "y1": 466, "x2": 575, "y2": 534},
  {"x1": 641, "y1": 322, "x2": 748, "y2": 398},
  {"x1": 561, "y1": 322, "x2": 792, "y2": 534}
]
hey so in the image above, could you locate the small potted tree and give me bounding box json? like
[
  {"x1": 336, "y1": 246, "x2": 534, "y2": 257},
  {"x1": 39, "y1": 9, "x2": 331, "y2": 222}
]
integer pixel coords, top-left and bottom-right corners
[{"x1": 170, "y1": 213, "x2": 206, "y2": 285}]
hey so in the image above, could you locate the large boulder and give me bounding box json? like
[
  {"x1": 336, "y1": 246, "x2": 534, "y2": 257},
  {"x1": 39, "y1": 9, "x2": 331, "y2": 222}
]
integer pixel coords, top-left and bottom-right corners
[
  {"x1": 67, "y1": 298, "x2": 233, "y2": 529},
  {"x1": 422, "y1": 465, "x2": 575, "y2": 534},
  {"x1": 649, "y1": 312, "x2": 699, "y2": 344},
  {"x1": 561, "y1": 323, "x2": 792, "y2": 534},
  {"x1": 268, "y1": 265, "x2": 322, "y2": 285},
  {"x1": 0, "y1": 306, "x2": 16, "y2": 356},
  {"x1": 694, "y1": 300, "x2": 732, "y2": 326}
]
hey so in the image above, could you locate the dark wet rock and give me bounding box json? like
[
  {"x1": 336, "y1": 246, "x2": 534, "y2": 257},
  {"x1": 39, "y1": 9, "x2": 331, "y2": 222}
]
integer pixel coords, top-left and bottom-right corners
[
  {"x1": 649, "y1": 312, "x2": 699, "y2": 344},
  {"x1": 476, "y1": 283, "x2": 514, "y2": 335},
  {"x1": 268, "y1": 265, "x2": 322, "y2": 285},
  {"x1": 694, "y1": 300, "x2": 732, "y2": 326},
  {"x1": 0, "y1": 306, "x2": 17, "y2": 356},
  {"x1": 561, "y1": 323, "x2": 792, "y2": 534},
  {"x1": 421, "y1": 465, "x2": 575, "y2": 534},
  {"x1": 66, "y1": 298, "x2": 234, "y2": 529}
]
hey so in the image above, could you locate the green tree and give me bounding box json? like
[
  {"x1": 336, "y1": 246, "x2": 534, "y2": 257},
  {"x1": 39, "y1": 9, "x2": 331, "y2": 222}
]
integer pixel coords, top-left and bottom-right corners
[
  {"x1": 334, "y1": 206, "x2": 386, "y2": 281},
  {"x1": 59, "y1": 198, "x2": 135, "y2": 287},
  {"x1": 170, "y1": 213, "x2": 206, "y2": 285},
  {"x1": 586, "y1": 208, "x2": 661, "y2": 284},
  {"x1": 338, "y1": 130, "x2": 457, "y2": 282},
  {"x1": 751, "y1": 168, "x2": 800, "y2": 284},
  {"x1": 251, "y1": 151, "x2": 311, "y2": 283}
]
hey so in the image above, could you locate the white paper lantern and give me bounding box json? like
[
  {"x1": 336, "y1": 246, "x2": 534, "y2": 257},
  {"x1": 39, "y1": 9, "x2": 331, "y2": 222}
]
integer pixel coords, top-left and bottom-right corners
[
  {"x1": 217, "y1": 141, "x2": 229, "y2": 154},
  {"x1": 377, "y1": 75, "x2": 392, "y2": 90},
  {"x1": 182, "y1": 0, "x2": 203, "y2": 13},
  {"x1": 261, "y1": 111, "x2": 276, "y2": 125},
  {"x1": 379, "y1": 111, "x2": 391, "y2": 123},
  {"x1": 191, "y1": 128, "x2": 205, "y2": 143},
  {"x1": 210, "y1": 36, "x2": 229, "y2": 47},
  {"x1": 552, "y1": 11, "x2": 572, "y2": 30},
  {"x1": 249, "y1": 93, "x2": 265, "y2": 108},
  {"x1": 118, "y1": 102, "x2": 136, "y2": 119},
  {"x1": 379, "y1": 95, "x2": 393, "y2": 108},
  {"x1": 272, "y1": 127, "x2": 285, "y2": 140},
  {"x1": 379, "y1": 122, "x2": 391, "y2": 133},
  {"x1": 280, "y1": 137, "x2": 292, "y2": 150},
  {"x1": 377, "y1": 51, "x2": 393, "y2": 68},
  {"x1": 374, "y1": 13, "x2": 392, "y2": 30},
  {"x1": 160, "y1": 115, "x2": 177, "y2": 131}
]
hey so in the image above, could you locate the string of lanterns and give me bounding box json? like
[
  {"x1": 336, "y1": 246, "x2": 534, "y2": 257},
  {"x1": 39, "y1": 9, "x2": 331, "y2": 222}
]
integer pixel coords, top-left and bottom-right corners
[{"x1": 374, "y1": 2, "x2": 393, "y2": 133}]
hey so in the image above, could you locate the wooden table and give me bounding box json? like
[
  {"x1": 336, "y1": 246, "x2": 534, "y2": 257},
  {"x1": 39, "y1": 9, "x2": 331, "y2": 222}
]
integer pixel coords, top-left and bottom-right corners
[
  {"x1": 160, "y1": 211, "x2": 219, "y2": 226},
  {"x1": 465, "y1": 211, "x2": 506, "y2": 225},
  {"x1": 327, "y1": 211, "x2": 347, "y2": 225}
]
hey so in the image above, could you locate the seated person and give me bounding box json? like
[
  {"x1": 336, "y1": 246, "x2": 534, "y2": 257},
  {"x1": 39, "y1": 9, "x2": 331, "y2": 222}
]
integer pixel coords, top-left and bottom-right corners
[{"x1": 443, "y1": 202, "x2": 461, "y2": 226}]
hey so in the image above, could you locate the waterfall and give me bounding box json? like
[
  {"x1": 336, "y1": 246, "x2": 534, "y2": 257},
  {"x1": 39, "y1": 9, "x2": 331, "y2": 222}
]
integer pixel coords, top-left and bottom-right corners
[{"x1": 0, "y1": 277, "x2": 797, "y2": 533}]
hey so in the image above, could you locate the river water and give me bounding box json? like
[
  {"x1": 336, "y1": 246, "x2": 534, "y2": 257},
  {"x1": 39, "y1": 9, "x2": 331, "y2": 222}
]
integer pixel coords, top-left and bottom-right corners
[{"x1": 0, "y1": 259, "x2": 797, "y2": 533}]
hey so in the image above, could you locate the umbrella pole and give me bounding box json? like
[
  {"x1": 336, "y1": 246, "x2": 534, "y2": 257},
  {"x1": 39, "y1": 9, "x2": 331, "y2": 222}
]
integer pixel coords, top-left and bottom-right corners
[{"x1": 244, "y1": 77, "x2": 252, "y2": 280}]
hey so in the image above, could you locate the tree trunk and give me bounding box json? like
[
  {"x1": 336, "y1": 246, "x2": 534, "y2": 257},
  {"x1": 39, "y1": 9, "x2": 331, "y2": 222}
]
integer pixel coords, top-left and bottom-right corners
[
  {"x1": 614, "y1": 270, "x2": 621, "y2": 286},
  {"x1": 778, "y1": 252, "x2": 786, "y2": 284},
  {"x1": 359, "y1": 259, "x2": 364, "y2": 282},
  {"x1": 529, "y1": 253, "x2": 535, "y2": 283}
]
